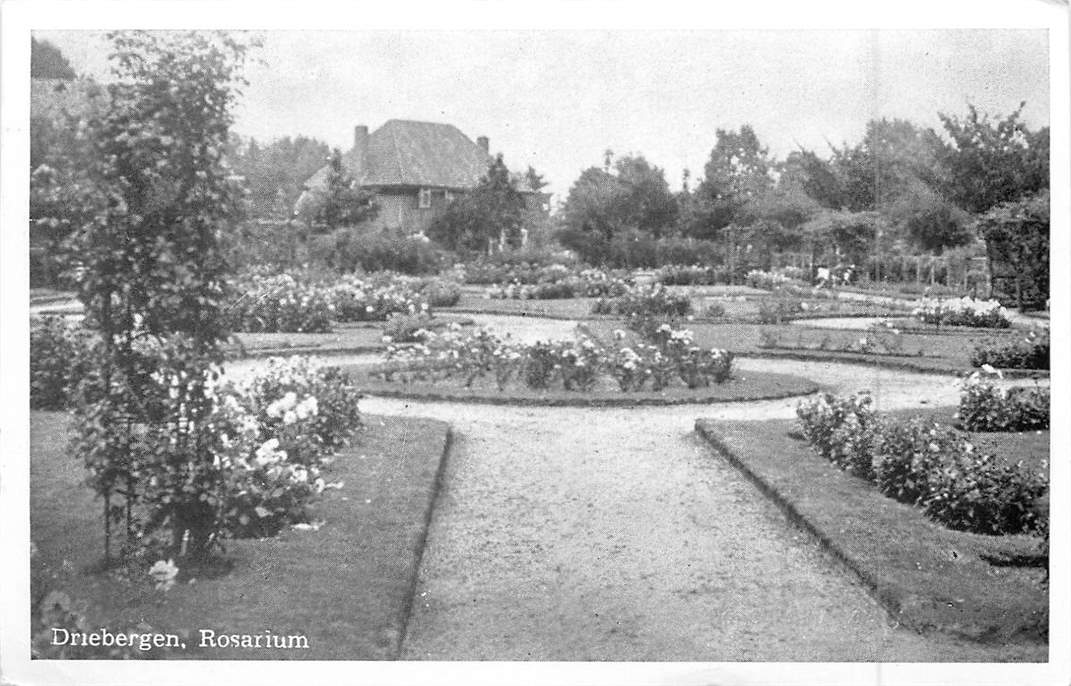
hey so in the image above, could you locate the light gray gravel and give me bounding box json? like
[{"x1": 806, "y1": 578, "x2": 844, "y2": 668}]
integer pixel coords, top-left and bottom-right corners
[
  {"x1": 221, "y1": 321, "x2": 1047, "y2": 661},
  {"x1": 353, "y1": 358, "x2": 1044, "y2": 661}
]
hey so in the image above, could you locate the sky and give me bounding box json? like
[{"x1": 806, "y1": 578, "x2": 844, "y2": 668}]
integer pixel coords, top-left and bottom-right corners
[{"x1": 35, "y1": 29, "x2": 1050, "y2": 202}]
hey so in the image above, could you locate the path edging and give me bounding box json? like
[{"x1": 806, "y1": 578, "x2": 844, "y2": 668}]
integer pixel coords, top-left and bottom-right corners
[
  {"x1": 693, "y1": 419, "x2": 1047, "y2": 644},
  {"x1": 394, "y1": 425, "x2": 453, "y2": 659}
]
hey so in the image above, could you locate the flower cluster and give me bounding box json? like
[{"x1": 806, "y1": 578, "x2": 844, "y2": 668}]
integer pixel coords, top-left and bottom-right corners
[
  {"x1": 959, "y1": 371, "x2": 1049, "y2": 432},
  {"x1": 912, "y1": 296, "x2": 1011, "y2": 329},
  {"x1": 226, "y1": 272, "x2": 336, "y2": 333},
  {"x1": 796, "y1": 392, "x2": 1048, "y2": 535},
  {"x1": 485, "y1": 267, "x2": 632, "y2": 300},
  {"x1": 224, "y1": 269, "x2": 436, "y2": 333},
  {"x1": 376, "y1": 323, "x2": 733, "y2": 393},
  {"x1": 745, "y1": 269, "x2": 796, "y2": 290},
  {"x1": 591, "y1": 283, "x2": 694, "y2": 341},
  {"x1": 209, "y1": 355, "x2": 362, "y2": 537}
]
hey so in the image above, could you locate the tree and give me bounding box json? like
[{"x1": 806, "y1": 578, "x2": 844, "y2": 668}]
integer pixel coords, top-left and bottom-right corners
[
  {"x1": 524, "y1": 165, "x2": 549, "y2": 191},
  {"x1": 558, "y1": 153, "x2": 678, "y2": 259},
  {"x1": 308, "y1": 148, "x2": 378, "y2": 232},
  {"x1": 938, "y1": 103, "x2": 1049, "y2": 214},
  {"x1": 976, "y1": 190, "x2": 1049, "y2": 309},
  {"x1": 427, "y1": 154, "x2": 525, "y2": 253},
  {"x1": 687, "y1": 125, "x2": 773, "y2": 239},
  {"x1": 884, "y1": 179, "x2": 973, "y2": 253},
  {"x1": 227, "y1": 134, "x2": 332, "y2": 219},
  {"x1": 31, "y1": 37, "x2": 76, "y2": 79},
  {"x1": 39, "y1": 30, "x2": 255, "y2": 562},
  {"x1": 828, "y1": 118, "x2": 946, "y2": 212}
]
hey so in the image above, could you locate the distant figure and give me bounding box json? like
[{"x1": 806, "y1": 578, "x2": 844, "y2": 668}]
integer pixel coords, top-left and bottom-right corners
[{"x1": 815, "y1": 266, "x2": 831, "y2": 288}]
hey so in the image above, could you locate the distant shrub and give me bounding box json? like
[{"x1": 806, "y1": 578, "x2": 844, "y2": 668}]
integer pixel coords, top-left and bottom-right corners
[
  {"x1": 383, "y1": 312, "x2": 436, "y2": 343},
  {"x1": 311, "y1": 230, "x2": 447, "y2": 275},
  {"x1": 970, "y1": 331, "x2": 1049, "y2": 370},
  {"x1": 30, "y1": 316, "x2": 94, "y2": 409},
  {"x1": 418, "y1": 278, "x2": 462, "y2": 307}
]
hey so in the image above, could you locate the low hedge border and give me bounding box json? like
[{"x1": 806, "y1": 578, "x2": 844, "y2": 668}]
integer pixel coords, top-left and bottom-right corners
[
  {"x1": 743, "y1": 349, "x2": 1048, "y2": 379},
  {"x1": 340, "y1": 368, "x2": 819, "y2": 407},
  {"x1": 694, "y1": 417, "x2": 1047, "y2": 644}
]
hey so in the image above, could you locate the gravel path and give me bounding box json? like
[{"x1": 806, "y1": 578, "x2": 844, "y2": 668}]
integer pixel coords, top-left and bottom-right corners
[
  {"x1": 352, "y1": 358, "x2": 1043, "y2": 661},
  {"x1": 220, "y1": 323, "x2": 1045, "y2": 661}
]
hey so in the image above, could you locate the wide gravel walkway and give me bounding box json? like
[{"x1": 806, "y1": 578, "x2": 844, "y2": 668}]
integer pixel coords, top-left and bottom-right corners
[{"x1": 352, "y1": 357, "x2": 1044, "y2": 661}]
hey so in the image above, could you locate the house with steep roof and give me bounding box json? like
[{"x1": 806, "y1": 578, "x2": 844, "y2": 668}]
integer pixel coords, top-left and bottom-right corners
[{"x1": 297, "y1": 119, "x2": 549, "y2": 235}]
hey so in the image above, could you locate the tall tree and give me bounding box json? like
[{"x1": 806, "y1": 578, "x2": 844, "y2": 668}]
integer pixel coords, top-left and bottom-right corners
[
  {"x1": 938, "y1": 103, "x2": 1049, "y2": 214},
  {"x1": 428, "y1": 154, "x2": 525, "y2": 253},
  {"x1": 687, "y1": 125, "x2": 773, "y2": 239},
  {"x1": 557, "y1": 153, "x2": 678, "y2": 256},
  {"x1": 30, "y1": 37, "x2": 76, "y2": 79}
]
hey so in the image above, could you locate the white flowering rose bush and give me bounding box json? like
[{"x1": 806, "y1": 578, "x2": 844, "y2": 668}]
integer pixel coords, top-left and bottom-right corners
[
  {"x1": 797, "y1": 392, "x2": 1048, "y2": 535},
  {"x1": 959, "y1": 371, "x2": 1049, "y2": 432},
  {"x1": 225, "y1": 269, "x2": 432, "y2": 333},
  {"x1": 206, "y1": 355, "x2": 361, "y2": 538},
  {"x1": 912, "y1": 296, "x2": 1011, "y2": 329},
  {"x1": 795, "y1": 393, "x2": 880, "y2": 479}
]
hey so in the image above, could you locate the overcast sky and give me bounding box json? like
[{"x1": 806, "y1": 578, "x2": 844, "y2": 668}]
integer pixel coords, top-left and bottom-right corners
[{"x1": 35, "y1": 29, "x2": 1050, "y2": 200}]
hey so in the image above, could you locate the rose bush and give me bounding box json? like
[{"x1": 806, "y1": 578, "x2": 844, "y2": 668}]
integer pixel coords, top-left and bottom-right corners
[
  {"x1": 912, "y1": 296, "x2": 1011, "y2": 328},
  {"x1": 797, "y1": 392, "x2": 1048, "y2": 535},
  {"x1": 958, "y1": 372, "x2": 1049, "y2": 432}
]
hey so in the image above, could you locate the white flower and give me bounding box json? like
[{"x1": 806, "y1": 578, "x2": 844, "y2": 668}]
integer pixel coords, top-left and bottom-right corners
[
  {"x1": 283, "y1": 409, "x2": 298, "y2": 425},
  {"x1": 149, "y1": 559, "x2": 179, "y2": 591}
]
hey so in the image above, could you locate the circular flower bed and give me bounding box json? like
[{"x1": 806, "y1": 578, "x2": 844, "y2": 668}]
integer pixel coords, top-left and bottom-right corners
[{"x1": 341, "y1": 324, "x2": 818, "y2": 406}]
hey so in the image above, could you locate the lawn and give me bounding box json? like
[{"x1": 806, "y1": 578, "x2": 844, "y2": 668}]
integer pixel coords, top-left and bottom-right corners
[
  {"x1": 583, "y1": 319, "x2": 1034, "y2": 375},
  {"x1": 694, "y1": 407, "x2": 1048, "y2": 644},
  {"x1": 31, "y1": 410, "x2": 451, "y2": 660}
]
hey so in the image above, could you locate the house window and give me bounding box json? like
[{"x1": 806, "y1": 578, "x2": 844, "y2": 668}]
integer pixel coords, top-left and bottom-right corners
[{"x1": 418, "y1": 188, "x2": 432, "y2": 209}]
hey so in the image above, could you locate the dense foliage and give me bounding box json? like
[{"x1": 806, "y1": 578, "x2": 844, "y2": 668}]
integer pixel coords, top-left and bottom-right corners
[
  {"x1": 959, "y1": 374, "x2": 1050, "y2": 432},
  {"x1": 35, "y1": 31, "x2": 255, "y2": 562},
  {"x1": 428, "y1": 154, "x2": 526, "y2": 253},
  {"x1": 970, "y1": 331, "x2": 1049, "y2": 370},
  {"x1": 30, "y1": 317, "x2": 93, "y2": 410},
  {"x1": 796, "y1": 393, "x2": 1047, "y2": 535}
]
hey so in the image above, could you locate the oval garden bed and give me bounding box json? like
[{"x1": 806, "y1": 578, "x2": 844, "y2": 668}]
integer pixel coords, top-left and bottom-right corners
[{"x1": 339, "y1": 364, "x2": 819, "y2": 407}]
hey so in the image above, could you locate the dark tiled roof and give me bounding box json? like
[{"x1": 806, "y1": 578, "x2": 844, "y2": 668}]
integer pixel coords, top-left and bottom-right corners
[
  {"x1": 305, "y1": 119, "x2": 540, "y2": 193},
  {"x1": 306, "y1": 119, "x2": 491, "y2": 191}
]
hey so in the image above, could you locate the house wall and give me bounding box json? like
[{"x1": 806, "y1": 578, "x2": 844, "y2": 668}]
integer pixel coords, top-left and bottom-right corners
[{"x1": 365, "y1": 187, "x2": 454, "y2": 234}]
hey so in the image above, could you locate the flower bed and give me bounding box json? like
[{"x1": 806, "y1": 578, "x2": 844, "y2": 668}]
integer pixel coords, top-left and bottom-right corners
[
  {"x1": 912, "y1": 296, "x2": 1011, "y2": 329},
  {"x1": 970, "y1": 330, "x2": 1049, "y2": 370},
  {"x1": 224, "y1": 269, "x2": 439, "y2": 333},
  {"x1": 959, "y1": 371, "x2": 1049, "y2": 432},
  {"x1": 590, "y1": 284, "x2": 693, "y2": 332},
  {"x1": 795, "y1": 392, "x2": 1048, "y2": 536},
  {"x1": 745, "y1": 269, "x2": 805, "y2": 290},
  {"x1": 657, "y1": 264, "x2": 727, "y2": 286},
  {"x1": 372, "y1": 322, "x2": 733, "y2": 394},
  {"x1": 485, "y1": 267, "x2": 632, "y2": 300}
]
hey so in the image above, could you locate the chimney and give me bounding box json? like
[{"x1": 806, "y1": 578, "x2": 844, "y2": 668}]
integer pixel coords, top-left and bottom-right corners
[
  {"x1": 476, "y1": 135, "x2": 489, "y2": 153},
  {"x1": 352, "y1": 125, "x2": 369, "y2": 180}
]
